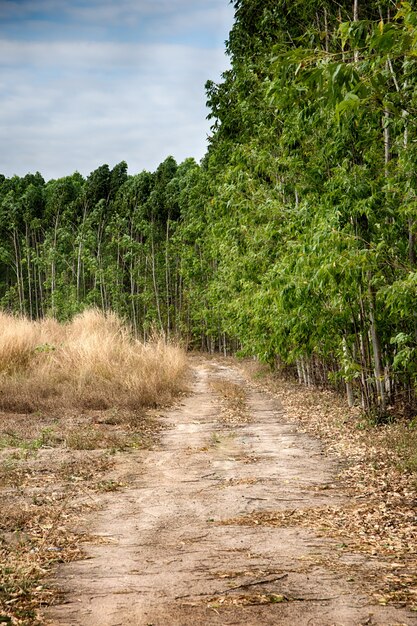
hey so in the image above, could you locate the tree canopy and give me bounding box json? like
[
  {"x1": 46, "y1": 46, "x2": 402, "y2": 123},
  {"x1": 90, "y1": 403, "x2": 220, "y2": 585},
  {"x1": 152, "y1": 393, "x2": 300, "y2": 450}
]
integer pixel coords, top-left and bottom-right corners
[{"x1": 3, "y1": 1, "x2": 417, "y2": 417}]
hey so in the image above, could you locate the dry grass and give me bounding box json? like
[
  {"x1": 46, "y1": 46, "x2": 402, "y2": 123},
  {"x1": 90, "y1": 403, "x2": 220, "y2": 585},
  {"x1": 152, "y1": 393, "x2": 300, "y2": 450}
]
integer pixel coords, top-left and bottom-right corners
[
  {"x1": 0, "y1": 309, "x2": 187, "y2": 412},
  {"x1": 0, "y1": 309, "x2": 188, "y2": 624}
]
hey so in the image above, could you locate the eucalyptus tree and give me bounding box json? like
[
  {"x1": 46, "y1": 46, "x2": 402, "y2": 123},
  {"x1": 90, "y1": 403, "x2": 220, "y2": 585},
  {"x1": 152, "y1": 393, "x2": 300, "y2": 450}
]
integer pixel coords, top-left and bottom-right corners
[
  {"x1": 2, "y1": 0, "x2": 417, "y2": 418},
  {"x1": 42, "y1": 174, "x2": 84, "y2": 316},
  {"x1": 265, "y1": 1, "x2": 417, "y2": 412},
  {"x1": 0, "y1": 173, "x2": 45, "y2": 315},
  {"x1": 189, "y1": 0, "x2": 417, "y2": 415}
]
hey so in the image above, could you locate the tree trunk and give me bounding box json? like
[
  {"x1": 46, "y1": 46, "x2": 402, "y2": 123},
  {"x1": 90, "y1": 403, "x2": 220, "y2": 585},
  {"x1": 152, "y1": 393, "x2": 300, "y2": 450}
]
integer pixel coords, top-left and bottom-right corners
[
  {"x1": 51, "y1": 211, "x2": 60, "y2": 317},
  {"x1": 76, "y1": 205, "x2": 87, "y2": 303},
  {"x1": 296, "y1": 359, "x2": 303, "y2": 384},
  {"x1": 165, "y1": 219, "x2": 171, "y2": 339},
  {"x1": 342, "y1": 337, "x2": 355, "y2": 407},
  {"x1": 367, "y1": 275, "x2": 386, "y2": 414},
  {"x1": 358, "y1": 333, "x2": 370, "y2": 412},
  {"x1": 324, "y1": 8, "x2": 329, "y2": 54},
  {"x1": 25, "y1": 225, "x2": 33, "y2": 319},
  {"x1": 353, "y1": 0, "x2": 359, "y2": 21},
  {"x1": 35, "y1": 237, "x2": 44, "y2": 317},
  {"x1": 13, "y1": 230, "x2": 24, "y2": 314},
  {"x1": 384, "y1": 108, "x2": 391, "y2": 177},
  {"x1": 151, "y1": 225, "x2": 164, "y2": 333}
]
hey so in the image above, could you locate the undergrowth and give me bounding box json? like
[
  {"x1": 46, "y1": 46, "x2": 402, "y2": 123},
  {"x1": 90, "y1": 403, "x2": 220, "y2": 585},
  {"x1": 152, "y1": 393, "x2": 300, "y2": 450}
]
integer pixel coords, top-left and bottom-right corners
[{"x1": 0, "y1": 308, "x2": 187, "y2": 412}]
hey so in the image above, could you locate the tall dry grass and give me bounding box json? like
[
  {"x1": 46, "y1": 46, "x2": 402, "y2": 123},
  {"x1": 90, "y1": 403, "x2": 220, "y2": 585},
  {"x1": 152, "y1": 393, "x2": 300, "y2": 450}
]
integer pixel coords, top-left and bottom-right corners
[{"x1": 0, "y1": 309, "x2": 187, "y2": 412}]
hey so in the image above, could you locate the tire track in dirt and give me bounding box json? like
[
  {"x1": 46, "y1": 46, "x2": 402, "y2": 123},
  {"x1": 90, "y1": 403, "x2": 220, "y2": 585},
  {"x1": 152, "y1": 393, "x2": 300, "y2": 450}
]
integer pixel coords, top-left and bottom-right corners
[{"x1": 45, "y1": 360, "x2": 415, "y2": 625}]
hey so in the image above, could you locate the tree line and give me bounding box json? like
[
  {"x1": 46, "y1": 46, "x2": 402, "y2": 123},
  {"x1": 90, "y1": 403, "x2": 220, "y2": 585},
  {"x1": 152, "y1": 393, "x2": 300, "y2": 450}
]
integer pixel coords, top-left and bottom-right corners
[{"x1": 2, "y1": 0, "x2": 417, "y2": 418}]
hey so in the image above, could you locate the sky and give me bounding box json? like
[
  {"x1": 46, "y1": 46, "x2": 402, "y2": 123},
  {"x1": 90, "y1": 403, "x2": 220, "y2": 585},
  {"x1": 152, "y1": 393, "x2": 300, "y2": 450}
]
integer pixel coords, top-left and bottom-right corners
[{"x1": 0, "y1": 0, "x2": 235, "y2": 181}]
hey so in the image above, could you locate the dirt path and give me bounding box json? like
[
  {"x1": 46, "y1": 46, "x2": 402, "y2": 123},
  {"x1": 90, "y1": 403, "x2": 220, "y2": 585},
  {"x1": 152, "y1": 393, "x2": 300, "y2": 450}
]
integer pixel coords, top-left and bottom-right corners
[{"x1": 45, "y1": 360, "x2": 415, "y2": 625}]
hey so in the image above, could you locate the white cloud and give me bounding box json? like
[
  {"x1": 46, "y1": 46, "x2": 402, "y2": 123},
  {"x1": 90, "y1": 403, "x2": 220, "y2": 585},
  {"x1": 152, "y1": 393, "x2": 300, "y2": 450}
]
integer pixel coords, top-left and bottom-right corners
[
  {"x1": 0, "y1": 38, "x2": 230, "y2": 179},
  {"x1": 0, "y1": 0, "x2": 234, "y2": 179},
  {"x1": 0, "y1": 0, "x2": 232, "y2": 23},
  {"x1": 1, "y1": 0, "x2": 234, "y2": 44},
  {"x1": 0, "y1": 39, "x2": 227, "y2": 72}
]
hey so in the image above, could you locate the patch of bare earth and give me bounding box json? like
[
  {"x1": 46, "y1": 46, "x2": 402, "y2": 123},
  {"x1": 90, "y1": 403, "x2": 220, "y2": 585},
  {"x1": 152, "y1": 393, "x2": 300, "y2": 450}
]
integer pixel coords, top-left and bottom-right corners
[
  {"x1": 43, "y1": 358, "x2": 415, "y2": 625},
  {"x1": 0, "y1": 408, "x2": 165, "y2": 626}
]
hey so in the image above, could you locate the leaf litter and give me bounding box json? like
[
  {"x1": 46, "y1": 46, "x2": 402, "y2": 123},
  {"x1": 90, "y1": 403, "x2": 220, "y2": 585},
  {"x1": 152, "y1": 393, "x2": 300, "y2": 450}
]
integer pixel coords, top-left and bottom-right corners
[
  {"x1": 235, "y1": 360, "x2": 417, "y2": 610},
  {"x1": 0, "y1": 409, "x2": 165, "y2": 625}
]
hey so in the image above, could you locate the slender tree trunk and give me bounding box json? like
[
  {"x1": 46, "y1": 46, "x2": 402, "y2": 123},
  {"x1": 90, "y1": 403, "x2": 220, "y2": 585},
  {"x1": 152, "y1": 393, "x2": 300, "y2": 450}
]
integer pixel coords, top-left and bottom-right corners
[
  {"x1": 35, "y1": 237, "x2": 44, "y2": 317},
  {"x1": 178, "y1": 259, "x2": 183, "y2": 334},
  {"x1": 343, "y1": 337, "x2": 355, "y2": 407},
  {"x1": 51, "y1": 211, "x2": 60, "y2": 317},
  {"x1": 32, "y1": 233, "x2": 39, "y2": 319},
  {"x1": 346, "y1": 381, "x2": 355, "y2": 407},
  {"x1": 358, "y1": 333, "x2": 370, "y2": 412},
  {"x1": 165, "y1": 219, "x2": 171, "y2": 339},
  {"x1": 115, "y1": 232, "x2": 121, "y2": 307},
  {"x1": 143, "y1": 253, "x2": 149, "y2": 342},
  {"x1": 384, "y1": 364, "x2": 392, "y2": 403},
  {"x1": 300, "y1": 357, "x2": 308, "y2": 386},
  {"x1": 173, "y1": 254, "x2": 180, "y2": 335},
  {"x1": 129, "y1": 224, "x2": 138, "y2": 335},
  {"x1": 13, "y1": 230, "x2": 24, "y2": 314},
  {"x1": 296, "y1": 360, "x2": 302, "y2": 384},
  {"x1": 367, "y1": 275, "x2": 386, "y2": 413},
  {"x1": 306, "y1": 359, "x2": 313, "y2": 387},
  {"x1": 384, "y1": 108, "x2": 391, "y2": 177},
  {"x1": 358, "y1": 291, "x2": 372, "y2": 412},
  {"x1": 76, "y1": 204, "x2": 88, "y2": 303},
  {"x1": 324, "y1": 8, "x2": 329, "y2": 53},
  {"x1": 76, "y1": 235, "x2": 83, "y2": 303},
  {"x1": 96, "y1": 219, "x2": 107, "y2": 312},
  {"x1": 353, "y1": 0, "x2": 359, "y2": 62},
  {"x1": 25, "y1": 225, "x2": 33, "y2": 319},
  {"x1": 150, "y1": 225, "x2": 164, "y2": 333}
]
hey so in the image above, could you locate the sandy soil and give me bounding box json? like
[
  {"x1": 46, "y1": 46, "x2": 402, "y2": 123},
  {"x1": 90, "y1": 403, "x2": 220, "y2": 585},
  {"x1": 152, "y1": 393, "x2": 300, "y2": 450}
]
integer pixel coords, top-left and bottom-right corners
[{"x1": 45, "y1": 360, "x2": 416, "y2": 625}]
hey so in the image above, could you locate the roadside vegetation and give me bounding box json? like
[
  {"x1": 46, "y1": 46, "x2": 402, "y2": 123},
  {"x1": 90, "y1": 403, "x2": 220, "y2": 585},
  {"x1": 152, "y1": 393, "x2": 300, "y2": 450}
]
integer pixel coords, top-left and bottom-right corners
[
  {"x1": 0, "y1": 308, "x2": 186, "y2": 412},
  {"x1": 0, "y1": 309, "x2": 187, "y2": 625}
]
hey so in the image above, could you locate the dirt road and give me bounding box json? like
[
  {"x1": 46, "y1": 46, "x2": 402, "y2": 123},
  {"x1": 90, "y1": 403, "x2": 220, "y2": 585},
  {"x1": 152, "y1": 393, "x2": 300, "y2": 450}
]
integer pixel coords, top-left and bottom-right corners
[{"x1": 46, "y1": 360, "x2": 415, "y2": 625}]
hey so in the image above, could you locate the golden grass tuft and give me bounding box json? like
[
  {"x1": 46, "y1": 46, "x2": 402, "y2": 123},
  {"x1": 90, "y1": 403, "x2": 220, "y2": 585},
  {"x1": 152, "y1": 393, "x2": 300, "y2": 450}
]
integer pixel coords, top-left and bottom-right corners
[
  {"x1": 0, "y1": 308, "x2": 187, "y2": 413},
  {"x1": 0, "y1": 312, "x2": 39, "y2": 375}
]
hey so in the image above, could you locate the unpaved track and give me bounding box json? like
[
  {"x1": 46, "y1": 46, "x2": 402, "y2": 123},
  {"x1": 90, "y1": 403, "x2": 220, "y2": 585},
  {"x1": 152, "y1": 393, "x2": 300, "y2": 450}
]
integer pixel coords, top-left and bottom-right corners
[{"x1": 46, "y1": 361, "x2": 415, "y2": 625}]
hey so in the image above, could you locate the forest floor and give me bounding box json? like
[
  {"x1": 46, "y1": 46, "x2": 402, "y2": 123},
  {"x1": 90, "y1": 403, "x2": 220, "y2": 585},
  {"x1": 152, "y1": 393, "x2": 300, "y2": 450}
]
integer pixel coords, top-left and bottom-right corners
[{"x1": 36, "y1": 356, "x2": 416, "y2": 626}]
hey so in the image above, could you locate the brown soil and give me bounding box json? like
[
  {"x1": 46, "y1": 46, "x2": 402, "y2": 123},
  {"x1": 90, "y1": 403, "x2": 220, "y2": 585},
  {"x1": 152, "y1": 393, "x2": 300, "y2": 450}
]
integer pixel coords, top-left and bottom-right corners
[{"x1": 45, "y1": 360, "x2": 416, "y2": 626}]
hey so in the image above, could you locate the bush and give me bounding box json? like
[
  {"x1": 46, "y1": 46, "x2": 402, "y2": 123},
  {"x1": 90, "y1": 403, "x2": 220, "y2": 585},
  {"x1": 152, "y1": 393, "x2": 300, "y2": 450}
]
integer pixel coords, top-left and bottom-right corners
[{"x1": 0, "y1": 309, "x2": 187, "y2": 412}]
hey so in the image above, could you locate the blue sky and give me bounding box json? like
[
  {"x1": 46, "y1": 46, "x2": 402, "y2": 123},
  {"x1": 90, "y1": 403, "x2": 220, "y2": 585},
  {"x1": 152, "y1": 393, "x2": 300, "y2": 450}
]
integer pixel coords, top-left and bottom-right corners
[{"x1": 0, "y1": 0, "x2": 235, "y2": 180}]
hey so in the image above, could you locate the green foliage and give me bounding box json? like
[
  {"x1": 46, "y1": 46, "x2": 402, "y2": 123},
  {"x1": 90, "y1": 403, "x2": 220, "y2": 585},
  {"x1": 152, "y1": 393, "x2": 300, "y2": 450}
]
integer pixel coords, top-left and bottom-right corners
[
  {"x1": 3, "y1": 1, "x2": 417, "y2": 415},
  {"x1": 194, "y1": 0, "x2": 417, "y2": 415}
]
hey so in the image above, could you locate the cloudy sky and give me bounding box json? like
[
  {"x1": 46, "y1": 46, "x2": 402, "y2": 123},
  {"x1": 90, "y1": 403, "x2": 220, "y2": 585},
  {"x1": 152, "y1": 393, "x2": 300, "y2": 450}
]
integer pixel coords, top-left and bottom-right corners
[{"x1": 0, "y1": 0, "x2": 235, "y2": 180}]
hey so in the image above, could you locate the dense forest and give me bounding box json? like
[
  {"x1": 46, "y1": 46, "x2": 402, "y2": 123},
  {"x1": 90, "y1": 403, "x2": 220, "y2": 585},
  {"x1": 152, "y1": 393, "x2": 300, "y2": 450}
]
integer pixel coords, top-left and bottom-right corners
[{"x1": 2, "y1": 0, "x2": 417, "y2": 418}]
